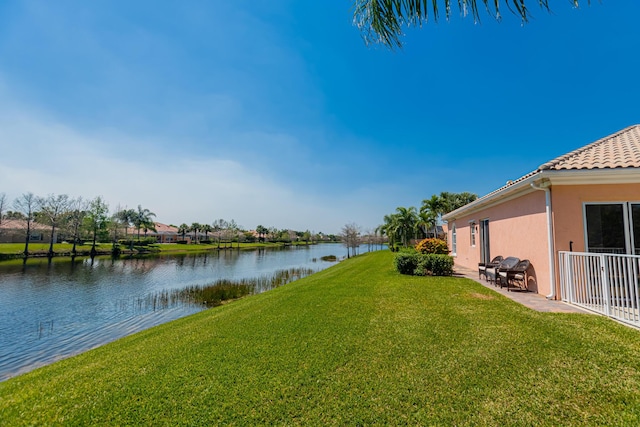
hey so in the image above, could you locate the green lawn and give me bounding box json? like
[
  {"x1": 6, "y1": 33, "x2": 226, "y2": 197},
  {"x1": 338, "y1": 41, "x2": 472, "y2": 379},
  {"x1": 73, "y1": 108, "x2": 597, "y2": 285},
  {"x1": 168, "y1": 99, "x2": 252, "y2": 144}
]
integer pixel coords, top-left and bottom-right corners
[
  {"x1": 2, "y1": 251, "x2": 640, "y2": 425},
  {"x1": 0, "y1": 242, "x2": 112, "y2": 255}
]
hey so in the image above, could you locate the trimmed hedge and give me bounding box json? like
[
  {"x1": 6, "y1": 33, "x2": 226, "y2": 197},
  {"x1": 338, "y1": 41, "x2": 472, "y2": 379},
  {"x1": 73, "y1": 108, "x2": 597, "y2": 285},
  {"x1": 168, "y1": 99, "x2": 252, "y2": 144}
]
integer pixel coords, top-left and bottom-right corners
[
  {"x1": 394, "y1": 252, "x2": 453, "y2": 276},
  {"x1": 118, "y1": 237, "x2": 158, "y2": 246}
]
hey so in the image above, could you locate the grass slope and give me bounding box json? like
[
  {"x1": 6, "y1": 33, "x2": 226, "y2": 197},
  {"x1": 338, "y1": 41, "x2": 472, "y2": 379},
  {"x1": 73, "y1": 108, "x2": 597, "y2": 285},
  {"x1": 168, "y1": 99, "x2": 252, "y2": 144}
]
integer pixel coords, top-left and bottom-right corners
[
  {"x1": 2, "y1": 251, "x2": 640, "y2": 425},
  {"x1": 0, "y1": 241, "x2": 322, "y2": 260}
]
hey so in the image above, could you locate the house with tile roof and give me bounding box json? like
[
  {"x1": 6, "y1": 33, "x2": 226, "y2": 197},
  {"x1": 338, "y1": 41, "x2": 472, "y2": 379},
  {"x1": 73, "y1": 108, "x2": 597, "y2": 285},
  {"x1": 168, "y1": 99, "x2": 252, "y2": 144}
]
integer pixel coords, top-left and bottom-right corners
[
  {"x1": 0, "y1": 219, "x2": 51, "y2": 243},
  {"x1": 443, "y1": 125, "x2": 640, "y2": 301},
  {"x1": 125, "y1": 222, "x2": 183, "y2": 243}
]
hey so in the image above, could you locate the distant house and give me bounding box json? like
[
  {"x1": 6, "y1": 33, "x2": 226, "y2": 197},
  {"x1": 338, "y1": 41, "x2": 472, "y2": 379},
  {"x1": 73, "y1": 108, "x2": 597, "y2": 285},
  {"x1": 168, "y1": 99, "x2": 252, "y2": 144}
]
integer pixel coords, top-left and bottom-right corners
[
  {"x1": 443, "y1": 125, "x2": 640, "y2": 304},
  {"x1": 0, "y1": 219, "x2": 51, "y2": 243},
  {"x1": 126, "y1": 222, "x2": 181, "y2": 243}
]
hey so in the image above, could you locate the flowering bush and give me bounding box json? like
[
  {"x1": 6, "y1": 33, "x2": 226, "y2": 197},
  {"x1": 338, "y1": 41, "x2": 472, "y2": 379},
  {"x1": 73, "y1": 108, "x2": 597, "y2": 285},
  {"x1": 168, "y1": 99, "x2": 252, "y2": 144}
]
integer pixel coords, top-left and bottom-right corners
[{"x1": 415, "y1": 238, "x2": 449, "y2": 255}]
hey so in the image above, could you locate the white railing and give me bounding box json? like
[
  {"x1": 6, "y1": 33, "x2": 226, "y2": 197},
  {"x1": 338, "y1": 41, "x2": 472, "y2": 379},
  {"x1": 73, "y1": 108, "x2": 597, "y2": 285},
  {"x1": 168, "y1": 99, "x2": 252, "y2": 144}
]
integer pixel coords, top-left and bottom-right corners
[{"x1": 559, "y1": 251, "x2": 640, "y2": 327}]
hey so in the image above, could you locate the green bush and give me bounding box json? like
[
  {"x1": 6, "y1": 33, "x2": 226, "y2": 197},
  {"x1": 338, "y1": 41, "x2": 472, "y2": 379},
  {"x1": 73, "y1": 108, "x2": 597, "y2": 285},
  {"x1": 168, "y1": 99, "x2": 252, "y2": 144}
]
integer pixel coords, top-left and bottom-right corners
[
  {"x1": 119, "y1": 237, "x2": 157, "y2": 247},
  {"x1": 415, "y1": 238, "x2": 449, "y2": 255},
  {"x1": 395, "y1": 252, "x2": 454, "y2": 276},
  {"x1": 394, "y1": 252, "x2": 419, "y2": 275},
  {"x1": 429, "y1": 254, "x2": 454, "y2": 276},
  {"x1": 413, "y1": 256, "x2": 430, "y2": 276}
]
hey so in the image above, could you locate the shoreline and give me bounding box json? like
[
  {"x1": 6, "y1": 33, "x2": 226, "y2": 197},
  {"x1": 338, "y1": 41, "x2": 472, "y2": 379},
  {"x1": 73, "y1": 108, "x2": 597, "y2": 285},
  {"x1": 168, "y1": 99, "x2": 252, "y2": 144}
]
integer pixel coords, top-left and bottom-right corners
[{"x1": 0, "y1": 241, "x2": 338, "y2": 263}]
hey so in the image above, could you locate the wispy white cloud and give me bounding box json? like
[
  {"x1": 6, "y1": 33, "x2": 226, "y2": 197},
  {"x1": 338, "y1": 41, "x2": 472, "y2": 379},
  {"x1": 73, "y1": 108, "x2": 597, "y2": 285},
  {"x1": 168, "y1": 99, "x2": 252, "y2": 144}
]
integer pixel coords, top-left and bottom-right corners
[{"x1": 0, "y1": 103, "x2": 395, "y2": 233}]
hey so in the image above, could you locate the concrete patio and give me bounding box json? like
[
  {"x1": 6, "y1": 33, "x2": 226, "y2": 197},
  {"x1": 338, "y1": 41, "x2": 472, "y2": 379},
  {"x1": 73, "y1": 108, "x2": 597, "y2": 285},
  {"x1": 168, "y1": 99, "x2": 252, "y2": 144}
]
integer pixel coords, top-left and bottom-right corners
[{"x1": 453, "y1": 264, "x2": 592, "y2": 314}]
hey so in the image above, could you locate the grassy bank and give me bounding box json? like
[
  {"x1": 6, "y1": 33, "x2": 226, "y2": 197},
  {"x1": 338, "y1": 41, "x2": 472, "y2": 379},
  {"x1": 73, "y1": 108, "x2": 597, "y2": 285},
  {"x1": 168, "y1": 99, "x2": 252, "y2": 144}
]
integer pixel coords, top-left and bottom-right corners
[
  {"x1": 2, "y1": 251, "x2": 640, "y2": 425},
  {"x1": 0, "y1": 241, "x2": 321, "y2": 261}
]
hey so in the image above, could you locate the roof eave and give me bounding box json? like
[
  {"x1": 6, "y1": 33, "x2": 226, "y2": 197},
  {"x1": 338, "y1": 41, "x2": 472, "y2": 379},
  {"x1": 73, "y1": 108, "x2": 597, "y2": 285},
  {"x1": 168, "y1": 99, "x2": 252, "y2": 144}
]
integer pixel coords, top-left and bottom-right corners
[
  {"x1": 543, "y1": 168, "x2": 640, "y2": 185},
  {"x1": 443, "y1": 167, "x2": 640, "y2": 222},
  {"x1": 443, "y1": 172, "x2": 542, "y2": 222}
]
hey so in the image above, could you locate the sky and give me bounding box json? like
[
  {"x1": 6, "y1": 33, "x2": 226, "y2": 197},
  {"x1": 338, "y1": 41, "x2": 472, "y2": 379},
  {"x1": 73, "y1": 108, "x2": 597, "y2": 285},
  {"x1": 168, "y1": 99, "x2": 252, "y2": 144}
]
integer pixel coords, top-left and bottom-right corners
[{"x1": 0, "y1": 1, "x2": 638, "y2": 234}]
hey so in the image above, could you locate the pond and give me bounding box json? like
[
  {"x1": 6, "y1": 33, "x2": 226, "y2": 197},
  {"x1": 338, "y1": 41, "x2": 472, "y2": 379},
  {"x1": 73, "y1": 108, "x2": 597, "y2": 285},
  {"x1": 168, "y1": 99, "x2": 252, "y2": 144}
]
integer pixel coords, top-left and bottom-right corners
[{"x1": 0, "y1": 243, "x2": 378, "y2": 381}]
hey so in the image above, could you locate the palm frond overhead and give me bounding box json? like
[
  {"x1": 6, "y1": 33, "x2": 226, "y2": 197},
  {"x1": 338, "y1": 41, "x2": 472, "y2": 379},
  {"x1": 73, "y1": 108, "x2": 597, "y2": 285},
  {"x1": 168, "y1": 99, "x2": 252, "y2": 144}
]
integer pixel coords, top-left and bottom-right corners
[{"x1": 353, "y1": 0, "x2": 584, "y2": 48}]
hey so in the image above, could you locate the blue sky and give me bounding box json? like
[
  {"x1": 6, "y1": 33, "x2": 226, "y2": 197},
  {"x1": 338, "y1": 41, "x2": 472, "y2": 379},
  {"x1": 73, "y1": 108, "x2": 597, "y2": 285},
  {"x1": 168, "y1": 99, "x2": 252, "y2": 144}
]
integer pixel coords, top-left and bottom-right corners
[{"x1": 0, "y1": 1, "x2": 638, "y2": 234}]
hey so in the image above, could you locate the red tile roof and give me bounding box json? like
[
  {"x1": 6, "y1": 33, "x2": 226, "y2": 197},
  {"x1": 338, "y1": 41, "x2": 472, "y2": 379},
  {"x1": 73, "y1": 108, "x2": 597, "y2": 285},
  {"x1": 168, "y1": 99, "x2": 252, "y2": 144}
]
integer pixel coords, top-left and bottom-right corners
[
  {"x1": 539, "y1": 124, "x2": 640, "y2": 171},
  {"x1": 443, "y1": 124, "x2": 640, "y2": 220}
]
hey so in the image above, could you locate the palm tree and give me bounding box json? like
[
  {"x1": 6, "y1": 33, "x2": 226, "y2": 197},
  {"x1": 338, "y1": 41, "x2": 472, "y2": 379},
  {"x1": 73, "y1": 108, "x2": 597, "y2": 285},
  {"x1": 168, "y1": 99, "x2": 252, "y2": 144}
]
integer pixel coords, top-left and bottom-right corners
[
  {"x1": 201, "y1": 224, "x2": 212, "y2": 242},
  {"x1": 142, "y1": 218, "x2": 157, "y2": 238},
  {"x1": 420, "y1": 195, "x2": 444, "y2": 238},
  {"x1": 379, "y1": 213, "x2": 400, "y2": 250},
  {"x1": 178, "y1": 223, "x2": 189, "y2": 242},
  {"x1": 394, "y1": 206, "x2": 419, "y2": 247},
  {"x1": 256, "y1": 225, "x2": 268, "y2": 243},
  {"x1": 353, "y1": 0, "x2": 582, "y2": 48},
  {"x1": 116, "y1": 208, "x2": 136, "y2": 237},
  {"x1": 190, "y1": 222, "x2": 201, "y2": 244},
  {"x1": 134, "y1": 205, "x2": 156, "y2": 241}
]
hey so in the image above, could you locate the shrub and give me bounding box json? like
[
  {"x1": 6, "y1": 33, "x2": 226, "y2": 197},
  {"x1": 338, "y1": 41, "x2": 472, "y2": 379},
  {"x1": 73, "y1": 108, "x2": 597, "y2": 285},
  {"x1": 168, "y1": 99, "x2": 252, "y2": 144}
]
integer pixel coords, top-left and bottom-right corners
[
  {"x1": 395, "y1": 252, "x2": 454, "y2": 276},
  {"x1": 428, "y1": 254, "x2": 454, "y2": 276},
  {"x1": 415, "y1": 238, "x2": 449, "y2": 255},
  {"x1": 119, "y1": 237, "x2": 157, "y2": 247},
  {"x1": 394, "y1": 252, "x2": 419, "y2": 275},
  {"x1": 413, "y1": 256, "x2": 430, "y2": 276}
]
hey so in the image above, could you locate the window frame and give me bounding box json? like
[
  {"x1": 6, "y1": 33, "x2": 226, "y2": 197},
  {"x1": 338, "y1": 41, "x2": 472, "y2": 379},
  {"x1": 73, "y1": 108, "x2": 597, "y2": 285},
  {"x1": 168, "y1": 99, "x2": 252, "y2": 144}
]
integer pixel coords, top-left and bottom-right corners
[
  {"x1": 451, "y1": 224, "x2": 457, "y2": 256},
  {"x1": 469, "y1": 221, "x2": 476, "y2": 247},
  {"x1": 583, "y1": 201, "x2": 640, "y2": 255}
]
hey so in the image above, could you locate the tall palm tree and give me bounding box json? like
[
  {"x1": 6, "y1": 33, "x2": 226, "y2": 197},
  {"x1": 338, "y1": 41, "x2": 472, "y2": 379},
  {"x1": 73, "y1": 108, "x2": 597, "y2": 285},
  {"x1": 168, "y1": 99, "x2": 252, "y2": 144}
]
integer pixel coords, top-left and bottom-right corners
[
  {"x1": 380, "y1": 212, "x2": 402, "y2": 250},
  {"x1": 420, "y1": 195, "x2": 444, "y2": 238},
  {"x1": 117, "y1": 208, "x2": 136, "y2": 237},
  {"x1": 256, "y1": 225, "x2": 268, "y2": 243},
  {"x1": 190, "y1": 222, "x2": 201, "y2": 244},
  {"x1": 394, "y1": 206, "x2": 419, "y2": 247},
  {"x1": 201, "y1": 224, "x2": 212, "y2": 242},
  {"x1": 353, "y1": 0, "x2": 582, "y2": 48},
  {"x1": 178, "y1": 223, "x2": 189, "y2": 242},
  {"x1": 142, "y1": 219, "x2": 157, "y2": 238},
  {"x1": 134, "y1": 205, "x2": 156, "y2": 241}
]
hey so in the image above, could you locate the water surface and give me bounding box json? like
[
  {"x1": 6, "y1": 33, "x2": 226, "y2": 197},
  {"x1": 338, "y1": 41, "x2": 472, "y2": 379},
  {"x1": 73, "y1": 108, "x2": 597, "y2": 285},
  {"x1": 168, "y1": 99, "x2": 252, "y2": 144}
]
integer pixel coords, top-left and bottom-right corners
[{"x1": 0, "y1": 244, "x2": 375, "y2": 381}]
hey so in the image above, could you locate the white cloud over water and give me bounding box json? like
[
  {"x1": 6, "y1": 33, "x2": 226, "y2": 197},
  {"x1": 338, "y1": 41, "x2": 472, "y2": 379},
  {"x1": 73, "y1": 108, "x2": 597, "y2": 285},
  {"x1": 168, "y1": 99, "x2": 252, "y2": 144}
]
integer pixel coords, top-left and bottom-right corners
[{"x1": 0, "y1": 103, "x2": 391, "y2": 233}]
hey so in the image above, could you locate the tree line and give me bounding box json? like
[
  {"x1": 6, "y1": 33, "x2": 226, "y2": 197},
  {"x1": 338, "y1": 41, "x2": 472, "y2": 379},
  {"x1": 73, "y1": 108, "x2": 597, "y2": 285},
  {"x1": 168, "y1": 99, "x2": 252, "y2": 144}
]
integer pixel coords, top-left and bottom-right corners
[
  {"x1": 377, "y1": 192, "x2": 477, "y2": 250},
  {"x1": 0, "y1": 191, "x2": 338, "y2": 259},
  {"x1": 339, "y1": 223, "x2": 387, "y2": 258}
]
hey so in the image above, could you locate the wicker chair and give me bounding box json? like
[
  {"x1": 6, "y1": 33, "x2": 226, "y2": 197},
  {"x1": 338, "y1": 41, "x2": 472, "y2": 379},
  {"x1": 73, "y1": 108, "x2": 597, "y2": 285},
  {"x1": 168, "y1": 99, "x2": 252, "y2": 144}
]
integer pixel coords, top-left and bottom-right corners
[
  {"x1": 498, "y1": 259, "x2": 530, "y2": 291},
  {"x1": 478, "y1": 256, "x2": 503, "y2": 281},
  {"x1": 487, "y1": 257, "x2": 520, "y2": 286}
]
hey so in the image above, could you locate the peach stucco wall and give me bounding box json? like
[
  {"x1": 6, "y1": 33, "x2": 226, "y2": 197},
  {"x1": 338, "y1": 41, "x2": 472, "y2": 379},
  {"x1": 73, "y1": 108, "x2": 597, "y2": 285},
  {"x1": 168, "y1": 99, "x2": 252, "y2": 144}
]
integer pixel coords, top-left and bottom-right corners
[
  {"x1": 448, "y1": 182, "x2": 640, "y2": 298},
  {"x1": 447, "y1": 190, "x2": 550, "y2": 295},
  {"x1": 551, "y1": 183, "x2": 640, "y2": 253}
]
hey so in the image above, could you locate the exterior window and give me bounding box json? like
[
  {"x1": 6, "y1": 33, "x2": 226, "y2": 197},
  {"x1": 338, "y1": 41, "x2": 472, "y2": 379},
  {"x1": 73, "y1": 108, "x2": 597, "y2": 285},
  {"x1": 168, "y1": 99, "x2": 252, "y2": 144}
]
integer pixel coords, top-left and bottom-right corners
[
  {"x1": 470, "y1": 222, "x2": 476, "y2": 247},
  {"x1": 584, "y1": 203, "x2": 640, "y2": 254},
  {"x1": 451, "y1": 224, "x2": 457, "y2": 256},
  {"x1": 632, "y1": 204, "x2": 640, "y2": 255}
]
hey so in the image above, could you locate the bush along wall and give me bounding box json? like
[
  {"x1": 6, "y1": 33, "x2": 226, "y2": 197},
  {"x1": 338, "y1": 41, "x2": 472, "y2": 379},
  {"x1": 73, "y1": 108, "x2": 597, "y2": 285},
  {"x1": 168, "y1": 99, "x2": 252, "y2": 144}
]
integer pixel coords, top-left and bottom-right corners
[{"x1": 394, "y1": 252, "x2": 454, "y2": 276}]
